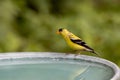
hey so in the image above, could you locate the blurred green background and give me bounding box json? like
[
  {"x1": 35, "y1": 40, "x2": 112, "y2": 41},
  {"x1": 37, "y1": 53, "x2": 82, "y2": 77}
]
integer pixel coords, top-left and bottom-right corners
[{"x1": 0, "y1": 0, "x2": 120, "y2": 66}]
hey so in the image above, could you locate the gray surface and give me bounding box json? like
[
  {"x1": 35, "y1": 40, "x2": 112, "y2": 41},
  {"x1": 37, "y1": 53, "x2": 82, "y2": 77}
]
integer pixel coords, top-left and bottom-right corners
[{"x1": 0, "y1": 52, "x2": 119, "y2": 80}]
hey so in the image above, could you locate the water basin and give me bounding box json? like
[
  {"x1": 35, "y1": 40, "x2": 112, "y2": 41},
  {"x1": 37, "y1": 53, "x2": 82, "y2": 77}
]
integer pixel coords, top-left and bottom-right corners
[{"x1": 0, "y1": 52, "x2": 119, "y2": 80}]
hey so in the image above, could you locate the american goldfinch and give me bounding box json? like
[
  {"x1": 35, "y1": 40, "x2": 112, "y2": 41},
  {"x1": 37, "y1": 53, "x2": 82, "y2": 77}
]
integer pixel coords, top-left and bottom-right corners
[{"x1": 57, "y1": 28, "x2": 99, "y2": 55}]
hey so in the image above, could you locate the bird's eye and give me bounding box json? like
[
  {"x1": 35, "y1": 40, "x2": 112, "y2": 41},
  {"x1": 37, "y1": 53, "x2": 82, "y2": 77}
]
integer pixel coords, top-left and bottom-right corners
[{"x1": 59, "y1": 28, "x2": 63, "y2": 32}]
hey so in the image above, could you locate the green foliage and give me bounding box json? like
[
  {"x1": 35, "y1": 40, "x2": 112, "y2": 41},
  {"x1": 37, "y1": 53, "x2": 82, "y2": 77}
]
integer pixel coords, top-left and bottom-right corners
[{"x1": 0, "y1": 0, "x2": 120, "y2": 66}]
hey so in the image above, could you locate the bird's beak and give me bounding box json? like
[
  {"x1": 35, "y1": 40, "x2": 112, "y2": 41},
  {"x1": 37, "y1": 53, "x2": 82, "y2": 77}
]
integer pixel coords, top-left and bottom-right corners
[{"x1": 56, "y1": 31, "x2": 60, "y2": 34}]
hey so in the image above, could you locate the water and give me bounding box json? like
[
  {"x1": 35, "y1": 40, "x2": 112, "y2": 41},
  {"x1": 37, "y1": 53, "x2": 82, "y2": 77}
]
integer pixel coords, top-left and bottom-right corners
[{"x1": 0, "y1": 58, "x2": 114, "y2": 80}]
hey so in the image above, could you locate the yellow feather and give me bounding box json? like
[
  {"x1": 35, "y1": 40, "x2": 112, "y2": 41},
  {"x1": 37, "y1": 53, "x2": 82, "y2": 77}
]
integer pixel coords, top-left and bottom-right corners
[
  {"x1": 58, "y1": 29, "x2": 85, "y2": 50},
  {"x1": 57, "y1": 28, "x2": 99, "y2": 56}
]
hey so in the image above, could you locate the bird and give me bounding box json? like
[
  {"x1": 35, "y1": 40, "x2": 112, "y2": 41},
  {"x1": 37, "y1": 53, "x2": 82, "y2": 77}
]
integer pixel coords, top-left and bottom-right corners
[{"x1": 56, "y1": 28, "x2": 99, "y2": 56}]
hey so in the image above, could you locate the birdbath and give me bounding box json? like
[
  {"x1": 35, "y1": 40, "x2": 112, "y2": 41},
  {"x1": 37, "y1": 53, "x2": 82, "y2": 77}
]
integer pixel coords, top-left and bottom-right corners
[{"x1": 0, "y1": 52, "x2": 119, "y2": 80}]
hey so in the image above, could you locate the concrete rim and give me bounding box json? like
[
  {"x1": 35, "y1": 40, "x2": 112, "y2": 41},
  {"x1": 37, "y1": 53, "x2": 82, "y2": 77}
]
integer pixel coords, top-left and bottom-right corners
[{"x1": 0, "y1": 52, "x2": 119, "y2": 80}]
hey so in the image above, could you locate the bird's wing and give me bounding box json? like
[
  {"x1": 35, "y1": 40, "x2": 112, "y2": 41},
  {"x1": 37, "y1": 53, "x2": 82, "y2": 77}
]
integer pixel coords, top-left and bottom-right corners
[
  {"x1": 68, "y1": 33, "x2": 81, "y2": 40},
  {"x1": 70, "y1": 38, "x2": 94, "y2": 51},
  {"x1": 68, "y1": 33, "x2": 93, "y2": 51}
]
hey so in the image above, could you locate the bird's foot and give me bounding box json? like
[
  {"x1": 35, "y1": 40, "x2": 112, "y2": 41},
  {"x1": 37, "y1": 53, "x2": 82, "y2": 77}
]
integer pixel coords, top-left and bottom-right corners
[
  {"x1": 65, "y1": 52, "x2": 71, "y2": 55},
  {"x1": 74, "y1": 53, "x2": 80, "y2": 56},
  {"x1": 73, "y1": 53, "x2": 81, "y2": 60}
]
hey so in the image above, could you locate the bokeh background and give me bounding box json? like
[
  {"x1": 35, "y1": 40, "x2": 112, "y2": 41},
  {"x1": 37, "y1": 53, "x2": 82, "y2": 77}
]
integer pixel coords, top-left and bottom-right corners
[{"x1": 0, "y1": 0, "x2": 120, "y2": 66}]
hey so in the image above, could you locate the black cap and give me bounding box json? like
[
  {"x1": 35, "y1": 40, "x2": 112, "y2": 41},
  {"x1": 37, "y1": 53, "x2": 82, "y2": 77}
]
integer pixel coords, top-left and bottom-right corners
[{"x1": 59, "y1": 28, "x2": 63, "y2": 32}]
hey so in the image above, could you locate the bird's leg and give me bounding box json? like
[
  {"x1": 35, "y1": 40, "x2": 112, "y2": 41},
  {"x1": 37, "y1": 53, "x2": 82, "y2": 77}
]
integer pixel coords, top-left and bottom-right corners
[
  {"x1": 65, "y1": 52, "x2": 70, "y2": 55},
  {"x1": 74, "y1": 50, "x2": 81, "y2": 56},
  {"x1": 65, "y1": 50, "x2": 76, "y2": 55},
  {"x1": 65, "y1": 50, "x2": 81, "y2": 56},
  {"x1": 73, "y1": 50, "x2": 81, "y2": 59},
  {"x1": 65, "y1": 50, "x2": 73, "y2": 55}
]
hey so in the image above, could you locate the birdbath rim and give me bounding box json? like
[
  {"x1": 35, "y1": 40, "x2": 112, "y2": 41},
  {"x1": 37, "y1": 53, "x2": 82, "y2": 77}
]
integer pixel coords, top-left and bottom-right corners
[{"x1": 0, "y1": 52, "x2": 119, "y2": 80}]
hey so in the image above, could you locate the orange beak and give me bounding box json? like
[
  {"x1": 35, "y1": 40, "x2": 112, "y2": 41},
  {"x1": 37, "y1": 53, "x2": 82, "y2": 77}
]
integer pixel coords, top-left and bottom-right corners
[{"x1": 56, "y1": 31, "x2": 60, "y2": 34}]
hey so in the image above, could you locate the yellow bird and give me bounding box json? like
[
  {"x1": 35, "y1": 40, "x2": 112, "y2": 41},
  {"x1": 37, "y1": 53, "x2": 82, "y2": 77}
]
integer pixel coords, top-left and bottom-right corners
[{"x1": 57, "y1": 28, "x2": 99, "y2": 55}]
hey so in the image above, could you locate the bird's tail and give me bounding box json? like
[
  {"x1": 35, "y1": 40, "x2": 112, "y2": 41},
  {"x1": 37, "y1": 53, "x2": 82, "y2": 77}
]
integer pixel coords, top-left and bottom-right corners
[{"x1": 92, "y1": 51, "x2": 101, "y2": 57}]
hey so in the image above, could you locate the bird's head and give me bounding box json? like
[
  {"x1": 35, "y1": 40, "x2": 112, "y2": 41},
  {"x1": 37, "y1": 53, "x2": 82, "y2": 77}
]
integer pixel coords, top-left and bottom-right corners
[
  {"x1": 57, "y1": 28, "x2": 70, "y2": 35},
  {"x1": 56, "y1": 28, "x2": 63, "y2": 34}
]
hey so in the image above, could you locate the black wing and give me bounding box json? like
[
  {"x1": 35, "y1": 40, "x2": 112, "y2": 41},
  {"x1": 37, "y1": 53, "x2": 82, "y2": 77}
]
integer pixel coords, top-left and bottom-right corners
[
  {"x1": 70, "y1": 39, "x2": 94, "y2": 51},
  {"x1": 70, "y1": 38, "x2": 99, "y2": 55}
]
